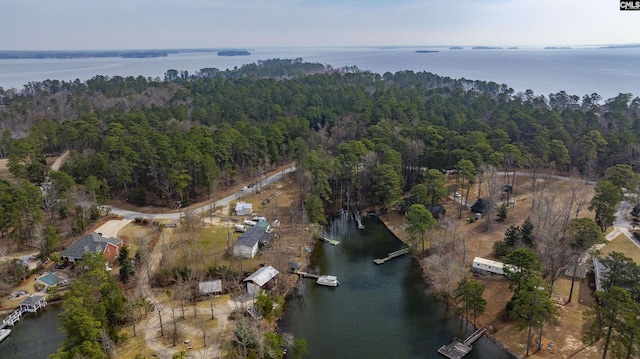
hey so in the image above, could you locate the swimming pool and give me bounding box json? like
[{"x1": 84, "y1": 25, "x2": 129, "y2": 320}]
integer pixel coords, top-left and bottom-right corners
[{"x1": 38, "y1": 273, "x2": 62, "y2": 286}]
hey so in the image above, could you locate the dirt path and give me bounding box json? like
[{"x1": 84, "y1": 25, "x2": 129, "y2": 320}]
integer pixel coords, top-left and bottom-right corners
[
  {"x1": 50, "y1": 150, "x2": 69, "y2": 171},
  {"x1": 133, "y1": 225, "x2": 252, "y2": 358}
]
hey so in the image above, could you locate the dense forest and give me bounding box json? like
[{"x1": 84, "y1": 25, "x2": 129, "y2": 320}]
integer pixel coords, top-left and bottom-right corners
[{"x1": 1, "y1": 59, "x2": 639, "y2": 247}]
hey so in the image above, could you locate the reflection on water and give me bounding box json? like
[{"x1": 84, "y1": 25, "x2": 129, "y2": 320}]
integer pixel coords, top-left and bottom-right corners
[
  {"x1": 280, "y1": 215, "x2": 513, "y2": 359},
  {"x1": 0, "y1": 304, "x2": 64, "y2": 359}
]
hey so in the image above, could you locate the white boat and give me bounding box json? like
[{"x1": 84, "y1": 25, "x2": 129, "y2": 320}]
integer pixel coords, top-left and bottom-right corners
[
  {"x1": 316, "y1": 275, "x2": 339, "y2": 287},
  {"x1": 0, "y1": 328, "x2": 11, "y2": 343}
]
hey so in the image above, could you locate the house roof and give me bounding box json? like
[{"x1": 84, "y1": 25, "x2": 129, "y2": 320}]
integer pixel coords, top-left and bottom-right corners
[
  {"x1": 244, "y1": 266, "x2": 279, "y2": 286},
  {"x1": 20, "y1": 294, "x2": 46, "y2": 307},
  {"x1": 199, "y1": 280, "x2": 222, "y2": 294},
  {"x1": 235, "y1": 201, "x2": 252, "y2": 211},
  {"x1": 427, "y1": 205, "x2": 446, "y2": 218},
  {"x1": 471, "y1": 199, "x2": 487, "y2": 213},
  {"x1": 255, "y1": 221, "x2": 270, "y2": 229},
  {"x1": 61, "y1": 232, "x2": 122, "y2": 261},
  {"x1": 234, "y1": 225, "x2": 268, "y2": 248},
  {"x1": 593, "y1": 257, "x2": 608, "y2": 292}
]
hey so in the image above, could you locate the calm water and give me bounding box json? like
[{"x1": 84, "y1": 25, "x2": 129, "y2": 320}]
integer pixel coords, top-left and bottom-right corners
[
  {"x1": 280, "y1": 215, "x2": 512, "y2": 359},
  {"x1": 1, "y1": 47, "x2": 639, "y2": 100},
  {"x1": 0, "y1": 305, "x2": 64, "y2": 359}
]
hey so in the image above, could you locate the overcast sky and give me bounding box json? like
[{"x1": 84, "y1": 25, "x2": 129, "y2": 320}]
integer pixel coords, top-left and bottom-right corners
[{"x1": 1, "y1": 0, "x2": 637, "y2": 50}]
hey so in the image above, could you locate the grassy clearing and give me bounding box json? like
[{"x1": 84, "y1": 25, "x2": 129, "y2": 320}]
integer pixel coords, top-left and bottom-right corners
[
  {"x1": 0, "y1": 158, "x2": 16, "y2": 183},
  {"x1": 600, "y1": 233, "x2": 640, "y2": 264},
  {"x1": 116, "y1": 325, "x2": 156, "y2": 359},
  {"x1": 119, "y1": 223, "x2": 155, "y2": 255}
]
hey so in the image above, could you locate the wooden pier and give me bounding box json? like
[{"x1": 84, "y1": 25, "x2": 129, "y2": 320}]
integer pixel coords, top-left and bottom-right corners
[
  {"x1": 293, "y1": 271, "x2": 320, "y2": 279},
  {"x1": 437, "y1": 328, "x2": 485, "y2": 359},
  {"x1": 352, "y1": 209, "x2": 365, "y2": 229},
  {"x1": 1, "y1": 295, "x2": 47, "y2": 330},
  {"x1": 373, "y1": 247, "x2": 413, "y2": 264}
]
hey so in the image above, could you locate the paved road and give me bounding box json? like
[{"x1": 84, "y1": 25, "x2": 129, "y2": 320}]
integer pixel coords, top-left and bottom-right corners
[
  {"x1": 604, "y1": 200, "x2": 640, "y2": 250},
  {"x1": 107, "y1": 166, "x2": 296, "y2": 220},
  {"x1": 512, "y1": 171, "x2": 596, "y2": 185}
]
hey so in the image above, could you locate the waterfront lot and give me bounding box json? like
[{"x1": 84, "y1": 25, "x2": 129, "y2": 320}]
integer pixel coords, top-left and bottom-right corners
[{"x1": 385, "y1": 174, "x2": 606, "y2": 358}]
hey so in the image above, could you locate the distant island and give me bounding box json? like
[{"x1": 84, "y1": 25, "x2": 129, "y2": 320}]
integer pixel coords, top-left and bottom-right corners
[
  {"x1": 598, "y1": 44, "x2": 640, "y2": 49},
  {"x1": 415, "y1": 50, "x2": 439, "y2": 54},
  {"x1": 449, "y1": 46, "x2": 464, "y2": 50},
  {"x1": 472, "y1": 46, "x2": 502, "y2": 50},
  {"x1": 217, "y1": 50, "x2": 251, "y2": 56},
  {"x1": 544, "y1": 46, "x2": 572, "y2": 50},
  {"x1": 507, "y1": 47, "x2": 519, "y2": 50}
]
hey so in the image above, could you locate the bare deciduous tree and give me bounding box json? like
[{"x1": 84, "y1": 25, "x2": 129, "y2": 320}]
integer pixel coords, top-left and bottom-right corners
[{"x1": 480, "y1": 165, "x2": 501, "y2": 231}]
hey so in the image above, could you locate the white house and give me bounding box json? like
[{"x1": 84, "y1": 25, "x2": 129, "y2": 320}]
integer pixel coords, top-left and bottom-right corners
[
  {"x1": 472, "y1": 257, "x2": 505, "y2": 275},
  {"x1": 233, "y1": 226, "x2": 269, "y2": 258},
  {"x1": 235, "y1": 201, "x2": 253, "y2": 216},
  {"x1": 243, "y1": 266, "x2": 279, "y2": 297}
]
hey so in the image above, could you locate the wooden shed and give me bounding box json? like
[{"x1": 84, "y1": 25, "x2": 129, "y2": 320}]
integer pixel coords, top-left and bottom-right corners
[{"x1": 244, "y1": 266, "x2": 279, "y2": 297}]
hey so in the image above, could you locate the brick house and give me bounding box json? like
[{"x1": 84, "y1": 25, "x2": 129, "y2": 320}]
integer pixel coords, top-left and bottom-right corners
[{"x1": 61, "y1": 232, "x2": 123, "y2": 265}]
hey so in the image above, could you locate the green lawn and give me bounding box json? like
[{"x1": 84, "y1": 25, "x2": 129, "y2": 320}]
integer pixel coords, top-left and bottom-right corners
[{"x1": 601, "y1": 233, "x2": 640, "y2": 264}]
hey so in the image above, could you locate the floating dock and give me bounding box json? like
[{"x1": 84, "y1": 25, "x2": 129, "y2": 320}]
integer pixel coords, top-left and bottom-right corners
[
  {"x1": 373, "y1": 247, "x2": 413, "y2": 264},
  {"x1": 437, "y1": 328, "x2": 485, "y2": 359},
  {"x1": 0, "y1": 328, "x2": 11, "y2": 343},
  {"x1": 320, "y1": 237, "x2": 340, "y2": 245}
]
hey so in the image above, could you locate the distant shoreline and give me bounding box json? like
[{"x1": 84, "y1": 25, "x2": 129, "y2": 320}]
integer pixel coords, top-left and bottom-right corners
[
  {"x1": 0, "y1": 44, "x2": 638, "y2": 60},
  {"x1": 0, "y1": 49, "x2": 250, "y2": 60}
]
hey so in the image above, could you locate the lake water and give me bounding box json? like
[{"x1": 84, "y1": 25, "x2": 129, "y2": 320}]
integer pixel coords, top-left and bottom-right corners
[
  {"x1": 1, "y1": 47, "x2": 639, "y2": 100},
  {"x1": 280, "y1": 214, "x2": 513, "y2": 359},
  {"x1": 0, "y1": 305, "x2": 64, "y2": 359}
]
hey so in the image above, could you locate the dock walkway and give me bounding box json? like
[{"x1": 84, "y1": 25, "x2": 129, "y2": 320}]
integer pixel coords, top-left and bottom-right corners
[
  {"x1": 1, "y1": 294, "x2": 47, "y2": 330},
  {"x1": 293, "y1": 271, "x2": 320, "y2": 279},
  {"x1": 437, "y1": 328, "x2": 485, "y2": 359},
  {"x1": 352, "y1": 209, "x2": 365, "y2": 229},
  {"x1": 373, "y1": 247, "x2": 413, "y2": 264}
]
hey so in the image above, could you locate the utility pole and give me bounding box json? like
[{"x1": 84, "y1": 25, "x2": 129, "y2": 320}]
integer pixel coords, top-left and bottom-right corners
[{"x1": 226, "y1": 217, "x2": 230, "y2": 250}]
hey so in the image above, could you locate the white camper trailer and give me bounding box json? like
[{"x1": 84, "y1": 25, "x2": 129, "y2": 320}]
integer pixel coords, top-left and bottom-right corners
[{"x1": 472, "y1": 257, "x2": 505, "y2": 275}]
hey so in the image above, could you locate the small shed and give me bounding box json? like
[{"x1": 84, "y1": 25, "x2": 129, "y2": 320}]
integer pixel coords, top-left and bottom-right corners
[
  {"x1": 199, "y1": 280, "x2": 223, "y2": 297},
  {"x1": 472, "y1": 257, "x2": 505, "y2": 275},
  {"x1": 233, "y1": 226, "x2": 268, "y2": 258},
  {"x1": 235, "y1": 201, "x2": 253, "y2": 216},
  {"x1": 427, "y1": 205, "x2": 446, "y2": 219},
  {"x1": 244, "y1": 266, "x2": 279, "y2": 296},
  {"x1": 288, "y1": 262, "x2": 301, "y2": 272},
  {"x1": 470, "y1": 199, "x2": 487, "y2": 214},
  {"x1": 21, "y1": 255, "x2": 41, "y2": 271}
]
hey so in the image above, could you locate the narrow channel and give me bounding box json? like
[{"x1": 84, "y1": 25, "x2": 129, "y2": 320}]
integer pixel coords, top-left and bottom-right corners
[
  {"x1": 0, "y1": 304, "x2": 64, "y2": 359},
  {"x1": 281, "y1": 214, "x2": 513, "y2": 359}
]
